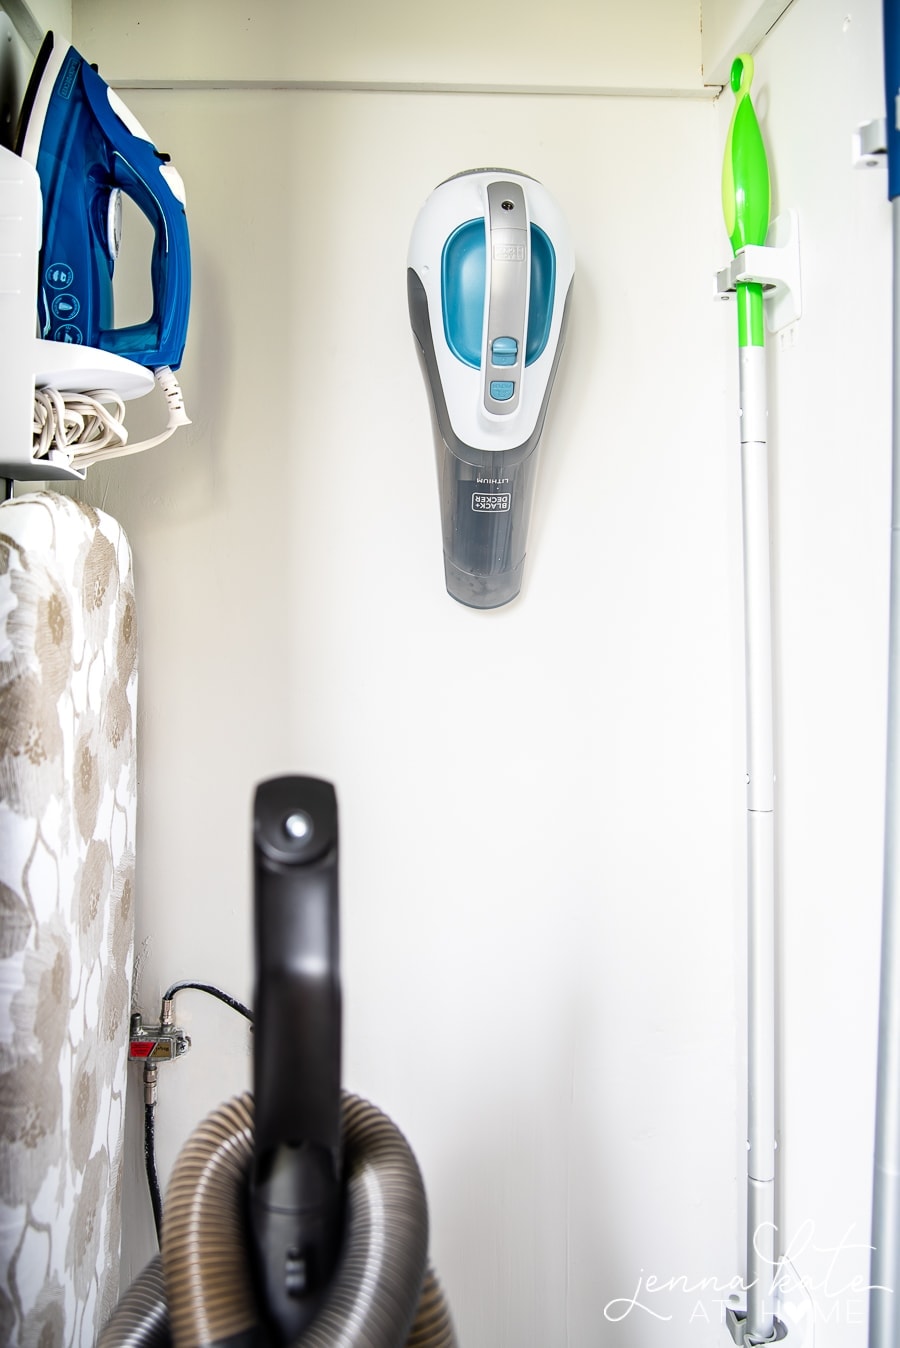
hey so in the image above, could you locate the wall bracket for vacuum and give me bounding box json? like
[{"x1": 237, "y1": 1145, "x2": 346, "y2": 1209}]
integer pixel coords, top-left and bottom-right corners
[{"x1": 715, "y1": 208, "x2": 801, "y2": 334}]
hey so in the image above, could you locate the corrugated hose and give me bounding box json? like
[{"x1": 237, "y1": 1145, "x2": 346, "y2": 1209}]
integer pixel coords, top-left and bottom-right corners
[{"x1": 98, "y1": 1091, "x2": 456, "y2": 1348}]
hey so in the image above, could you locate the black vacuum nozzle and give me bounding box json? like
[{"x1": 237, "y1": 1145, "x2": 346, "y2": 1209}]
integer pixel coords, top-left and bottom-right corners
[{"x1": 249, "y1": 776, "x2": 343, "y2": 1343}]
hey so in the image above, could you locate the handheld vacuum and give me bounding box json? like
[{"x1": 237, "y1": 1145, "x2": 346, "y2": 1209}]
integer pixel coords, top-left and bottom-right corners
[
  {"x1": 99, "y1": 777, "x2": 455, "y2": 1347},
  {"x1": 408, "y1": 169, "x2": 574, "y2": 609}
]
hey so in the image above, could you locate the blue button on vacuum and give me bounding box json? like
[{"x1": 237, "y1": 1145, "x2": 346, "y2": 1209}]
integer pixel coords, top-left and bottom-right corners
[
  {"x1": 490, "y1": 380, "x2": 515, "y2": 401},
  {"x1": 491, "y1": 336, "x2": 518, "y2": 367}
]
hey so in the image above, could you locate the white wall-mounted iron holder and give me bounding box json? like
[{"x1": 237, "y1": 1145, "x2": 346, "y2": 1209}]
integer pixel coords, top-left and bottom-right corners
[
  {"x1": 0, "y1": 143, "x2": 152, "y2": 482},
  {"x1": 715, "y1": 209, "x2": 802, "y2": 336}
]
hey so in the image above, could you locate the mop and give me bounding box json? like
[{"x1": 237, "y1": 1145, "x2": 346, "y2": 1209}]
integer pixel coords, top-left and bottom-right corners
[{"x1": 722, "y1": 53, "x2": 778, "y2": 1345}]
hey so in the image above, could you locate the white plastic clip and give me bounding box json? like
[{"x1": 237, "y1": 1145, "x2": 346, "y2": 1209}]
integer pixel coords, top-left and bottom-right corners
[
  {"x1": 715, "y1": 209, "x2": 801, "y2": 335},
  {"x1": 853, "y1": 117, "x2": 888, "y2": 169},
  {"x1": 724, "y1": 1305, "x2": 785, "y2": 1347},
  {"x1": 723, "y1": 1260, "x2": 816, "y2": 1348}
]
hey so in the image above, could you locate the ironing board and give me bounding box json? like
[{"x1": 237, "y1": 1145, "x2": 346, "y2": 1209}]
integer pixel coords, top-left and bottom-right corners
[{"x1": 0, "y1": 491, "x2": 137, "y2": 1346}]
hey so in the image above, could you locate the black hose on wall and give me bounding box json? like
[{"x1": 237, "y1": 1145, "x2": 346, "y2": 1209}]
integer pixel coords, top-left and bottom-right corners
[
  {"x1": 98, "y1": 1092, "x2": 457, "y2": 1348},
  {"x1": 143, "y1": 1101, "x2": 164, "y2": 1246}
]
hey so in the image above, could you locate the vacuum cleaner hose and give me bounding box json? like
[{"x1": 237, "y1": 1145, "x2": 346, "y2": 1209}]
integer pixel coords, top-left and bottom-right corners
[
  {"x1": 97, "y1": 1256, "x2": 170, "y2": 1347},
  {"x1": 99, "y1": 1092, "x2": 456, "y2": 1348}
]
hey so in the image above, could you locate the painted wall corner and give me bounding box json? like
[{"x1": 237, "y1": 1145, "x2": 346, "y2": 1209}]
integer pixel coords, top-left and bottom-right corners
[
  {"x1": 702, "y1": 0, "x2": 796, "y2": 86},
  {"x1": 0, "y1": 0, "x2": 71, "y2": 147}
]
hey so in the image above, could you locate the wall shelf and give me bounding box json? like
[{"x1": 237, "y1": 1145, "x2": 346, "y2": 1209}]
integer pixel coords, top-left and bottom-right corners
[{"x1": 0, "y1": 143, "x2": 152, "y2": 481}]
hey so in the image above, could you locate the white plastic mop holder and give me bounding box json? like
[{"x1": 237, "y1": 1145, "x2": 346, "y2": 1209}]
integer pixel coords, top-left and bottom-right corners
[
  {"x1": 715, "y1": 209, "x2": 802, "y2": 334},
  {"x1": 725, "y1": 1261, "x2": 816, "y2": 1348},
  {"x1": 725, "y1": 1305, "x2": 786, "y2": 1346}
]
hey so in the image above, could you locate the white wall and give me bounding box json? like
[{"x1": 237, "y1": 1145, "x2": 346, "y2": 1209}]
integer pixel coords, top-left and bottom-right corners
[
  {"x1": 83, "y1": 83, "x2": 739, "y2": 1348},
  {"x1": 701, "y1": 0, "x2": 796, "y2": 85},
  {"x1": 74, "y1": 0, "x2": 704, "y2": 92},
  {"x1": 0, "y1": 0, "x2": 71, "y2": 149},
  {"x1": 18, "y1": 0, "x2": 888, "y2": 1344}
]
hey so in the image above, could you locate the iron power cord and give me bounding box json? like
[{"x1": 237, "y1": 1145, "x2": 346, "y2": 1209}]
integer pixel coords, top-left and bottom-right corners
[
  {"x1": 133, "y1": 981, "x2": 253, "y2": 1249},
  {"x1": 32, "y1": 365, "x2": 190, "y2": 470}
]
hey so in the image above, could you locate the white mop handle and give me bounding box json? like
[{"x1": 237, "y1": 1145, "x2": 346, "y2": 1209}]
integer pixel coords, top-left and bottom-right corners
[{"x1": 740, "y1": 345, "x2": 778, "y2": 1342}]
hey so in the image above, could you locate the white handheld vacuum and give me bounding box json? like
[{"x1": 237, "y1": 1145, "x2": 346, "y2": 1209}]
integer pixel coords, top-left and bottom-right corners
[{"x1": 408, "y1": 169, "x2": 574, "y2": 609}]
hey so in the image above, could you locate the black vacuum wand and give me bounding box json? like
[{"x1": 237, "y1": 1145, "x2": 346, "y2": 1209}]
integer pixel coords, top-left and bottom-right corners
[{"x1": 249, "y1": 777, "x2": 344, "y2": 1343}]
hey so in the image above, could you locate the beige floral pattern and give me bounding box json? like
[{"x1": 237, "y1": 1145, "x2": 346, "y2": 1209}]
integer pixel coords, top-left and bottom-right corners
[{"x1": 0, "y1": 492, "x2": 136, "y2": 1348}]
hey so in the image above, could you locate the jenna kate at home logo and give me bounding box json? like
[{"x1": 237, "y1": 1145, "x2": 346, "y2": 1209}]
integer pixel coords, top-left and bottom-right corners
[{"x1": 603, "y1": 1222, "x2": 889, "y2": 1327}]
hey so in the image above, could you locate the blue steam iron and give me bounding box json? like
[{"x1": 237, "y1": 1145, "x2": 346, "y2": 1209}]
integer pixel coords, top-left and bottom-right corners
[
  {"x1": 15, "y1": 32, "x2": 190, "y2": 371},
  {"x1": 408, "y1": 169, "x2": 574, "y2": 609}
]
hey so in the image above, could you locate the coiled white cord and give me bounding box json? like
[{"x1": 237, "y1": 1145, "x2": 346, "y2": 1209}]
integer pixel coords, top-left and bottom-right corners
[{"x1": 32, "y1": 365, "x2": 191, "y2": 471}]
